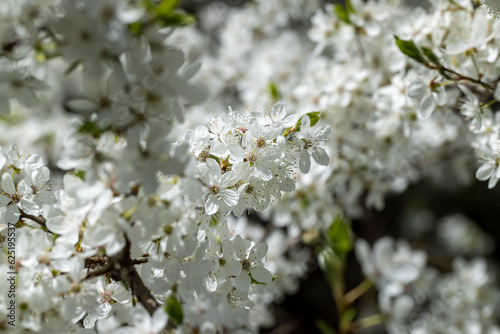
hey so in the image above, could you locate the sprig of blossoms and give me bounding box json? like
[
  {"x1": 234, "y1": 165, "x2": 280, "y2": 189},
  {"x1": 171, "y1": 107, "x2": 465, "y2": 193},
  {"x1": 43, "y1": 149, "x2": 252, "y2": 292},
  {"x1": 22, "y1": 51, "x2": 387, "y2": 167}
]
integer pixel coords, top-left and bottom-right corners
[{"x1": 187, "y1": 102, "x2": 331, "y2": 217}]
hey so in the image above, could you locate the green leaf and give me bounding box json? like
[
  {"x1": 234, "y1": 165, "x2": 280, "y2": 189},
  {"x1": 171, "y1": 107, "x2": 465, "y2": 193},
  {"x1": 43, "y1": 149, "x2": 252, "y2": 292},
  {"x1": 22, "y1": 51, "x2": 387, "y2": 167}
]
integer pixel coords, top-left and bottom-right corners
[
  {"x1": 341, "y1": 308, "x2": 357, "y2": 326},
  {"x1": 345, "y1": 0, "x2": 356, "y2": 13},
  {"x1": 421, "y1": 47, "x2": 440, "y2": 66},
  {"x1": 209, "y1": 154, "x2": 220, "y2": 164},
  {"x1": 327, "y1": 215, "x2": 352, "y2": 257},
  {"x1": 269, "y1": 81, "x2": 280, "y2": 100},
  {"x1": 155, "y1": 12, "x2": 196, "y2": 26},
  {"x1": 292, "y1": 112, "x2": 321, "y2": 132},
  {"x1": 394, "y1": 36, "x2": 427, "y2": 65},
  {"x1": 128, "y1": 21, "x2": 143, "y2": 35},
  {"x1": 165, "y1": 295, "x2": 183, "y2": 325},
  {"x1": 334, "y1": 4, "x2": 351, "y2": 24},
  {"x1": 315, "y1": 319, "x2": 337, "y2": 334},
  {"x1": 71, "y1": 170, "x2": 86, "y2": 181},
  {"x1": 157, "y1": 0, "x2": 180, "y2": 15},
  {"x1": 78, "y1": 120, "x2": 108, "y2": 136}
]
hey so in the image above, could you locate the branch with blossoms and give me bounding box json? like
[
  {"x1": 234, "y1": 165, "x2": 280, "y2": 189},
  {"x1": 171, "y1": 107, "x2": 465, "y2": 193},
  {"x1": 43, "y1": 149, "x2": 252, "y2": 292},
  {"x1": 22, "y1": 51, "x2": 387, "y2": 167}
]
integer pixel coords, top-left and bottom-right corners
[{"x1": 0, "y1": 98, "x2": 331, "y2": 332}]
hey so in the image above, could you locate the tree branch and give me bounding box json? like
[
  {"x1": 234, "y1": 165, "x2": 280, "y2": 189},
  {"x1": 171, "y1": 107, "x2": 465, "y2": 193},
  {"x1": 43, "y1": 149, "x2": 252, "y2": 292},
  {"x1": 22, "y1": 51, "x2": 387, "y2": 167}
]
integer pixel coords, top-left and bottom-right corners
[{"x1": 19, "y1": 211, "x2": 52, "y2": 234}]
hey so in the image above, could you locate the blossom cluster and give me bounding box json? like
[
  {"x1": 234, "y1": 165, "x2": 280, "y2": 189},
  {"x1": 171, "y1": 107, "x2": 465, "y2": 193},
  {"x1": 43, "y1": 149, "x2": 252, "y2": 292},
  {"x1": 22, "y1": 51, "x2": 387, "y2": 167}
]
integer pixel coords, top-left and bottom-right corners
[{"x1": 1, "y1": 0, "x2": 500, "y2": 333}]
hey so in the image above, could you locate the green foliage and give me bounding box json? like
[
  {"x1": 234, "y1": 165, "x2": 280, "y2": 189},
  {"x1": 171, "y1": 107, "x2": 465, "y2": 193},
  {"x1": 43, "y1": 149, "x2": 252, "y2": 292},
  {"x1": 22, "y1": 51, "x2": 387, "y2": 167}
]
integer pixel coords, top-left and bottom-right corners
[
  {"x1": 333, "y1": 0, "x2": 355, "y2": 24},
  {"x1": 295, "y1": 112, "x2": 321, "y2": 131},
  {"x1": 71, "y1": 170, "x2": 86, "y2": 181},
  {"x1": 421, "y1": 47, "x2": 440, "y2": 66},
  {"x1": 269, "y1": 81, "x2": 280, "y2": 100},
  {"x1": 318, "y1": 247, "x2": 342, "y2": 285},
  {"x1": 334, "y1": 4, "x2": 351, "y2": 24},
  {"x1": 129, "y1": 0, "x2": 196, "y2": 34},
  {"x1": 394, "y1": 36, "x2": 427, "y2": 65},
  {"x1": 315, "y1": 318, "x2": 338, "y2": 334},
  {"x1": 341, "y1": 308, "x2": 357, "y2": 327},
  {"x1": 150, "y1": 0, "x2": 196, "y2": 27},
  {"x1": 165, "y1": 295, "x2": 183, "y2": 325},
  {"x1": 78, "y1": 120, "x2": 110, "y2": 137},
  {"x1": 327, "y1": 215, "x2": 352, "y2": 257}
]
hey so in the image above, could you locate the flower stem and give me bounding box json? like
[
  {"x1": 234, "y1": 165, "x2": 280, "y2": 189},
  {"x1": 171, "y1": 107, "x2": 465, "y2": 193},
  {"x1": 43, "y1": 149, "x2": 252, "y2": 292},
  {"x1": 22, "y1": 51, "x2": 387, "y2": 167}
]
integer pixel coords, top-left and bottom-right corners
[{"x1": 343, "y1": 278, "x2": 373, "y2": 304}]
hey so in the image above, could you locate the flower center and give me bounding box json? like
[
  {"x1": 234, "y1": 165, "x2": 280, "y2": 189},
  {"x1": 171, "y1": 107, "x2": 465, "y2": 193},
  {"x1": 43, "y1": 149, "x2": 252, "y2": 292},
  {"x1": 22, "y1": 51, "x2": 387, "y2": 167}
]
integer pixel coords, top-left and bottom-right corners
[
  {"x1": 12, "y1": 193, "x2": 21, "y2": 203},
  {"x1": 209, "y1": 185, "x2": 220, "y2": 195},
  {"x1": 244, "y1": 152, "x2": 257, "y2": 164},
  {"x1": 198, "y1": 148, "x2": 210, "y2": 162}
]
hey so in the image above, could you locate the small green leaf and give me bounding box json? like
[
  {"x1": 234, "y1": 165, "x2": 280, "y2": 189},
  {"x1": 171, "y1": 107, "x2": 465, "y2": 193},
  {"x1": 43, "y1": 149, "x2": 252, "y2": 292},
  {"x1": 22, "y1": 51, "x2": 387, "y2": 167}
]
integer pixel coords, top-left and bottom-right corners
[
  {"x1": 272, "y1": 275, "x2": 278, "y2": 282},
  {"x1": 315, "y1": 318, "x2": 337, "y2": 334},
  {"x1": 78, "y1": 120, "x2": 105, "y2": 136},
  {"x1": 157, "y1": 0, "x2": 180, "y2": 15},
  {"x1": 165, "y1": 295, "x2": 183, "y2": 325},
  {"x1": 421, "y1": 47, "x2": 440, "y2": 66},
  {"x1": 345, "y1": 0, "x2": 356, "y2": 13},
  {"x1": 269, "y1": 81, "x2": 280, "y2": 100},
  {"x1": 128, "y1": 21, "x2": 143, "y2": 35},
  {"x1": 334, "y1": 4, "x2": 351, "y2": 24},
  {"x1": 341, "y1": 308, "x2": 357, "y2": 326},
  {"x1": 294, "y1": 112, "x2": 321, "y2": 131},
  {"x1": 394, "y1": 36, "x2": 427, "y2": 65},
  {"x1": 209, "y1": 155, "x2": 220, "y2": 164},
  {"x1": 327, "y1": 215, "x2": 352, "y2": 257},
  {"x1": 155, "y1": 12, "x2": 196, "y2": 26},
  {"x1": 71, "y1": 170, "x2": 86, "y2": 181},
  {"x1": 307, "y1": 111, "x2": 321, "y2": 127}
]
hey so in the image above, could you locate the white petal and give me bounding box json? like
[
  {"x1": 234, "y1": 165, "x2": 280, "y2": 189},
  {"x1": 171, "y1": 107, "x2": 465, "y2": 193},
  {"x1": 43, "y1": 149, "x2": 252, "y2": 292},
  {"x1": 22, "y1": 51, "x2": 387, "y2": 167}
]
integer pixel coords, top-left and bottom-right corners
[
  {"x1": 311, "y1": 147, "x2": 329, "y2": 166},
  {"x1": 406, "y1": 80, "x2": 427, "y2": 98},
  {"x1": 254, "y1": 163, "x2": 273, "y2": 181},
  {"x1": 226, "y1": 261, "x2": 242, "y2": 277},
  {"x1": 219, "y1": 171, "x2": 239, "y2": 188},
  {"x1": 271, "y1": 102, "x2": 287, "y2": 122},
  {"x1": 205, "y1": 158, "x2": 221, "y2": 177},
  {"x1": 205, "y1": 196, "x2": 218, "y2": 215},
  {"x1": 0, "y1": 154, "x2": 5, "y2": 170},
  {"x1": 1, "y1": 173, "x2": 15, "y2": 195},
  {"x1": 5, "y1": 206, "x2": 20, "y2": 225},
  {"x1": 249, "y1": 243, "x2": 268, "y2": 263},
  {"x1": 182, "y1": 62, "x2": 202, "y2": 81},
  {"x1": 66, "y1": 98, "x2": 98, "y2": 114},
  {"x1": 476, "y1": 163, "x2": 495, "y2": 181},
  {"x1": 300, "y1": 115, "x2": 311, "y2": 136},
  {"x1": 435, "y1": 86, "x2": 447, "y2": 106},
  {"x1": 221, "y1": 189, "x2": 239, "y2": 209},
  {"x1": 250, "y1": 266, "x2": 273, "y2": 284},
  {"x1": 233, "y1": 271, "x2": 251, "y2": 291},
  {"x1": 20, "y1": 198, "x2": 38, "y2": 215},
  {"x1": 299, "y1": 150, "x2": 311, "y2": 173},
  {"x1": 488, "y1": 174, "x2": 499, "y2": 189},
  {"x1": 419, "y1": 92, "x2": 436, "y2": 118},
  {"x1": 0, "y1": 194, "x2": 11, "y2": 207},
  {"x1": 151, "y1": 308, "x2": 168, "y2": 332},
  {"x1": 210, "y1": 141, "x2": 227, "y2": 156},
  {"x1": 234, "y1": 235, "x2": 248, "y2": 259}
]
